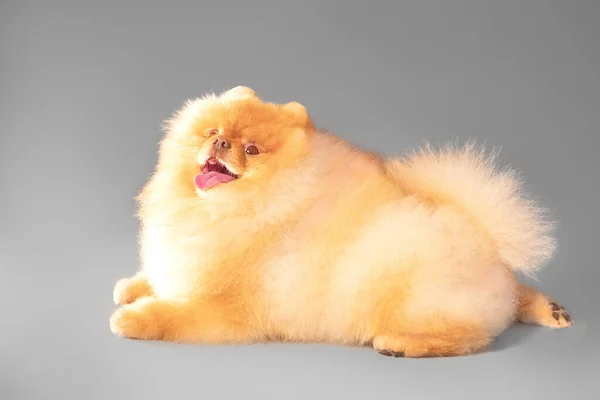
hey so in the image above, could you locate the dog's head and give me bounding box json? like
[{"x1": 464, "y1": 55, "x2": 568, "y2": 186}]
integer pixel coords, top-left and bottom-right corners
[{"x1": 153, "y1": 86, "x2": 315, "y2": 199}]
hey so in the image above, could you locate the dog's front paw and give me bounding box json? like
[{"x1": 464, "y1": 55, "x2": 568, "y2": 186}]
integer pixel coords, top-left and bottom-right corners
[
  {"x1": 113, "y1": 275, "x2": 152, "y2": 305},
  {"x1": 110, "y1": 298, "x2": 163, "y2": 340}
]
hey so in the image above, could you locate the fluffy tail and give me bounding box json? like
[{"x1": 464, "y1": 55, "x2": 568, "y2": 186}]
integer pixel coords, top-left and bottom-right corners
[{"x1": 385, "y1": 142, "x2": 557, "y2": 275}]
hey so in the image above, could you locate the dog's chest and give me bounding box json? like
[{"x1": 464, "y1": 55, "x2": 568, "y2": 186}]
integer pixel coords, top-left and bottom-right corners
[{"x1": 140, "y1": 221, "x2": 222, "y2": 298}]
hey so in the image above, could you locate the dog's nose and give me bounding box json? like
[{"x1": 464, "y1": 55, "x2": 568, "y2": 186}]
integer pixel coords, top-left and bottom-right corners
[{"x1": 212, "y1": 137, "x2": 231, "y2": 150}]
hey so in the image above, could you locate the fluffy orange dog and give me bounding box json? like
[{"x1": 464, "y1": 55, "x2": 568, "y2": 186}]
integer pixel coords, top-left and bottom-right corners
[{"x1": 110, "y1": 86, "x2": 572, "y2": 357}]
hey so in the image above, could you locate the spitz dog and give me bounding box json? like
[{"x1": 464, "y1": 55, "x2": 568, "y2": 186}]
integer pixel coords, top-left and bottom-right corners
[{"x1": 110, "y1": 86, "x2": 572, "y2": 357}]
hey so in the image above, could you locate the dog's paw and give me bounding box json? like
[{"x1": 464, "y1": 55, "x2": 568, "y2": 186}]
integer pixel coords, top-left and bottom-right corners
[
  {"x1": 372, "y1": 335, "x2": 407, "y2": 358},
  {"x1": 377, "y1": 348, "x2": 406, "y2": 357},
  {"x1": 545, "y1": 302, "x2": 573, "y2": 328},
  {"x1": 113, "y1": 278, "x2": 133, "y2": 305},
  {"x1": 113, "y1": 277, "x2": 151, "y2": 305},
  {"x1": 110, "y1": 299, "x2": 163, "y2": 340}
]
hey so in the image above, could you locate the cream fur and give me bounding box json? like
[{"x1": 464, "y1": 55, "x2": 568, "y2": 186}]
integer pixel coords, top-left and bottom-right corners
[
  {"x1": 386, "y1": 142, "x2": 557, "y2": 275},
  {"x1": 110, "y1": 87, "x2": 572, "y2": 357}
]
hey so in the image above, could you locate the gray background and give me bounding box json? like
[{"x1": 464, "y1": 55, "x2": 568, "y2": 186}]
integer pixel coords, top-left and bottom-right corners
[{"x1": 1, "y1": 1, "x2": 599, "y2": 399}]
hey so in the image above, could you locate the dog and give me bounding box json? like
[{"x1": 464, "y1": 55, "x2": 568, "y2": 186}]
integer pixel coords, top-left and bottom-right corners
[{"x1": 110, "y1": 86, "x2": 572, "y2": 357}]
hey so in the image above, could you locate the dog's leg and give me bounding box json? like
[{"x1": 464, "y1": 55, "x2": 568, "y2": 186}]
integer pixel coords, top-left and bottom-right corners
[
  {"x1": 372, "y1": 319, "x2": 492, "y2": 358},
  {"x1": 113, "y1": 272, "x2": 153, "y2": 305},
  {"x1": 516, "y1": 283, "x2": 573, "y2": 328},
  {"x1": 109, "y1": 297, "x2": 258, "y2": 343}
]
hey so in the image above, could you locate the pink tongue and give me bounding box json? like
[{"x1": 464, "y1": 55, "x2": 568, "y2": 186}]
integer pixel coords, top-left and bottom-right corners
[{"x1": 194, "y1": 171, "x2": 235, "y2": 190}]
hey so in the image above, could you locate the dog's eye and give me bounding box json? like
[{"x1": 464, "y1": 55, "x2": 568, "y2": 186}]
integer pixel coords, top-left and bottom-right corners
[
  {"x1": 205, "y1": 129, "x2": 219, "y2": 138},
  {"x1": 245, "y1": 145, "x2": 260, "y2": 155}
]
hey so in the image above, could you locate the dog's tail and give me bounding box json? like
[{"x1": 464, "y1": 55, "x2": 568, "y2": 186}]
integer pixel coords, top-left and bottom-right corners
[{"x1": 385, "y1": 141, "x2": 556, "y2": 276}]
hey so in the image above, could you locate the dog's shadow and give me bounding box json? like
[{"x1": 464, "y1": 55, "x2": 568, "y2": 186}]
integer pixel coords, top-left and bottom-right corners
[{"x1": 488, "y1": 323, "x2": 539, "y2": 352}]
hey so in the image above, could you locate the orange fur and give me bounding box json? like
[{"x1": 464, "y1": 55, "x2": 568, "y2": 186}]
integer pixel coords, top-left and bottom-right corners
[
  {"x1": 113, "y1": 272, "x2": 152, "y2": 305},
  {"x1": 516, "y1": 284, "x2": 573, "y2": 328},
  {"x1": 110, "y1": 86, "x2": 572, "y2": 357}
]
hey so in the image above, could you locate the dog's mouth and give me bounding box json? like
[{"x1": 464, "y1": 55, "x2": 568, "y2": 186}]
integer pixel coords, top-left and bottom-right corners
[{"x1": 194, "y1": 157, "x2": 239, "y2": 190}]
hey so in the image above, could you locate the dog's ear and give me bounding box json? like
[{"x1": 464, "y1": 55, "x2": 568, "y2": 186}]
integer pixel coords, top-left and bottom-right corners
[
  {"x1": 221, "y1": 86, "x2": 258, "y2": 100},
  {"x1": 282, "y1": 101, "x2": 314, "y2": 130}
]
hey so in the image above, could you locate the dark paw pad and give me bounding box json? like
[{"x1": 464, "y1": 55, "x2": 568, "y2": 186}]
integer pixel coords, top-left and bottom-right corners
[
  {"x1": 549, "y1": 302, "x2": 565, "y2": 311},
  {"x1": 378, "y1": 349, "x2": 405, "y2": 357},
  {"x1": 549, "y1": 302, "x2": 572, "y2": 324}
]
